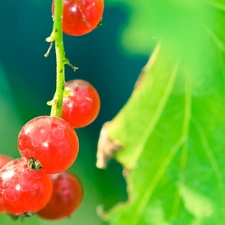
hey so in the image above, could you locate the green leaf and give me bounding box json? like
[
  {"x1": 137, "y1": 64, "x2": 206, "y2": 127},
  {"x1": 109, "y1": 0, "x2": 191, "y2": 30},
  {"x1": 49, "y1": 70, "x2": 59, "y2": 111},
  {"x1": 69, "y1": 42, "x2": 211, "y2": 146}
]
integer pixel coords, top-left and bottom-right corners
[
  {"x1": 108, "y1": 0, "x2": 222, "y2": 58},
  {"x1": 97, "y1": 1, "x2": 225, "y2": 224}
]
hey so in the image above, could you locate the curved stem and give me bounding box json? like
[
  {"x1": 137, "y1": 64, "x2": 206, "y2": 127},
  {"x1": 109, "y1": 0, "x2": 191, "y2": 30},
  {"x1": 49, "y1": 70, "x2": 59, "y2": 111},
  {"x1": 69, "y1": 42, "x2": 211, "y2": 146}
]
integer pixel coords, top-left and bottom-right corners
[{"x1": 47, "y1": 0, "x2": 65, "y2": 118}]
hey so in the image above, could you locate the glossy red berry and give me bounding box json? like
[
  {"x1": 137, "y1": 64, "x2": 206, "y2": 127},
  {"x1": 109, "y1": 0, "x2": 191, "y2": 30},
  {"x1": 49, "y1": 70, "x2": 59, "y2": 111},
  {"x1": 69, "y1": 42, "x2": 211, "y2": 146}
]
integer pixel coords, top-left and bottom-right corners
[
  {"x1": 37, "y1": 171, "x2": 83, "y2": 220},
  {"x1": 52, "y1": 0, "x2": 104, "y2": 36},
  {"x1": 0, "y1": 154, "x2": 12, "y2": 213},
  {"x1": 18, "y1": 116, "x2": 79, "y2": 174},
  {"x1": 0, "y1": 158, "x2": 53, "y2": 215},
  {"x1": 62, "y1": 80, "x2": 100, "y2": 128}
]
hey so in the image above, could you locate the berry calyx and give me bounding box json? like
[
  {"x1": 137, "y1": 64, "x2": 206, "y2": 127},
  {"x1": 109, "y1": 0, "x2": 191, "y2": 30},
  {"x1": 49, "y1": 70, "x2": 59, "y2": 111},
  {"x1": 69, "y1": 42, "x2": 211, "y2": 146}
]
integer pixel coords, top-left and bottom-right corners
[
  {"x1": 18, "y1": 116, "x2": 79, "y2": 174},
  {"x1": 62, "y1": 80, "x2": 100, "y2": 128},
  {"x1": 0, "y1": 158, "x2": 53, "y2": 215},
  {"x1": 52, "y1": 0, "x2": 104, "y2": 36},
  {"x1": 37, "y1": 171, "x2": 83, "y2": 220}
]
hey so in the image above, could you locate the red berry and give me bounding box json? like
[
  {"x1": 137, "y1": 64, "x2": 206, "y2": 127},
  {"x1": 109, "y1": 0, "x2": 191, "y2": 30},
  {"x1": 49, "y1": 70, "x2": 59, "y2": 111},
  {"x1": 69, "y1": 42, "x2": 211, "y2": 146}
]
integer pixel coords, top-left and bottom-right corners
[
  {"x1": 37, "y1": 171, "x2": 83, "y2": 220},
  {"x1": 18, "y1": 116, "x2": 79, "y2": 174},
  {"x1": 0, "y1": 158, "x2": 53, "y2": 215},
  {"x1": 0, "y1": 155, "x2": 12, "y2": 169},
  {"x1": 62, "y1": 80, "x2": 100, "y2": 128},
  {"x1": 0, "y1": 154, "x2": 12, "y2": 213},
  {"x1": 52, "y1": 0, "x2": 104, "y2": 36}
]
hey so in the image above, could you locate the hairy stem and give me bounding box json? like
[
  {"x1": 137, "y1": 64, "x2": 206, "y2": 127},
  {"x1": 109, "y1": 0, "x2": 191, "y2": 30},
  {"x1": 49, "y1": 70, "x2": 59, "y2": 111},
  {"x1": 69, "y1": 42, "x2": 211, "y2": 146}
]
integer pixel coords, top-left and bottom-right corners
[{"x1": 47, "y1": 0, "x2": 65, "y2": 118}]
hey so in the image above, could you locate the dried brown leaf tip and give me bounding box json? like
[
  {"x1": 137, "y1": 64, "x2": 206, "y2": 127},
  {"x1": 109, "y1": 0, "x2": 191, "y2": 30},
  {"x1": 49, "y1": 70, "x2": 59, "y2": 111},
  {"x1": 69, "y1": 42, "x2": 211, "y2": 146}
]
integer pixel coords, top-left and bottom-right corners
[
  {"x1": 134, "y1": 44, "x2": 160, "y2": 89},
  {"x1": 96, "y1": 122, "x2": 123, "y2": 169}
]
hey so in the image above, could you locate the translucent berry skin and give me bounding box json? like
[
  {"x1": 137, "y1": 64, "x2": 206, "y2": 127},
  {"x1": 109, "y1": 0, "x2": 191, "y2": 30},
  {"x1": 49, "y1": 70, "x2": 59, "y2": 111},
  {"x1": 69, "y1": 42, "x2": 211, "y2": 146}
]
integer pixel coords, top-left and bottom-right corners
[
  {"x1": 0, "y1": 158, "x2": 53, "y2": 215},
  {"x1": 18, "y1": 116, "x2": 79, "y2": 174},
  {"x1": 37, "y1": 171, "x2": 83, "y2": 220},
  {"x1": 52, "y1": 0, "x2": 104, "y2": 36},
  {"x1": 62, "y1": 80, "x2": 100, "y2": 128},
  {"x1": 0, "y1": 154, "x2": 12, "y2": 213}
]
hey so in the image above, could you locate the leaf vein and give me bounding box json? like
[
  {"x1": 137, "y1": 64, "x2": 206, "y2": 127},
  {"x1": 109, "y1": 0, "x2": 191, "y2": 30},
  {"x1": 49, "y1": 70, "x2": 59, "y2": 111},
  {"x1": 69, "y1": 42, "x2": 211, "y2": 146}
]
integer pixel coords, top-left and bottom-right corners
[
  {"x1": 192, "y1": 117, "x2": 225, "y2": 214},
  {"x1": 205, "y1": 27, "x2": 225, "y2": 54},
  {"x1": 170, "y1": 68, "x2": 192, "y2": 221},
  {"x1": 205, "y1": 0, "x2": 225, "y2": 12},
  {"x1": 128, "y1": 62, "x2": 180, "y2": 169},
  {"x1": 131, "y1": 69, "x2": 192, "y2": 225}
]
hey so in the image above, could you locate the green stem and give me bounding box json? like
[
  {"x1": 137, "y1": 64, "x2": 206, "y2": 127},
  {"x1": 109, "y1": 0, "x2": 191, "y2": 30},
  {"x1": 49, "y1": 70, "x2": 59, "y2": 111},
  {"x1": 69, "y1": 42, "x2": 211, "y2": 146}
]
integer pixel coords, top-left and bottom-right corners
[{"x1": 47, "y1": 0, "x2": 65, "y2": 118}]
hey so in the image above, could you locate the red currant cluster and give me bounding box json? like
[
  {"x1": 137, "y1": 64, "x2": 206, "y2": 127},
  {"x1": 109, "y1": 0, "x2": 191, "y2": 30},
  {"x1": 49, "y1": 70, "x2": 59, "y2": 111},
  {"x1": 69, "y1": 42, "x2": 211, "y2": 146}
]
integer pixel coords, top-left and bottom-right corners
[
  {"x1": 0, "y1": 0, "x2": 104, "y2": 219},
  {"x1": 0, "y1": 79, "x2": 100, "y2": 219},
  {"x1": 0, "y1": 0, "x2": 103, "y2": 220}
]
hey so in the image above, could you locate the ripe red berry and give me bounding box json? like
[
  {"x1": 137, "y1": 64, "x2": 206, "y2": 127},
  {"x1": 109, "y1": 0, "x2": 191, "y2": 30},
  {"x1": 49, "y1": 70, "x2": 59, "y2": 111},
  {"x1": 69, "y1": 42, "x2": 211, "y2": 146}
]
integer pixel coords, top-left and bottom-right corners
[
  {"x1": 18, "y1": 116, "x2": 79, "y2": 174},
  {"x1": 0, "y1": 155, "x2": 12, "y2": 169},
  {"x1": 0, "y1": 154, "x2": 12, "y2": 213},
  {"x1": 52, "y1": 0, "x2": 104, "y2": 36},
  {"x1": 62, "y1": 80, "x2": 100, "y2": 128},
  {"x1": 0, "y1": 158, "x2": 53, "y2": 215},
  {"x1": 37, "y1": 171, "x2": 83, "y2": 220}
]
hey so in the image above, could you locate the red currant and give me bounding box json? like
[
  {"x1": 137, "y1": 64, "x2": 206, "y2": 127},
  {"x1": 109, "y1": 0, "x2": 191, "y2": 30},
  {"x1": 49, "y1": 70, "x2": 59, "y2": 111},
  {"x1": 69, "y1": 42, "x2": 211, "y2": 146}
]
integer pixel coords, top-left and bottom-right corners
[
  {"x1": 0, "y1": 155, "x2": 12, "y2": 169},
  {"x1": 0, "y1": 154, "x2": 12, "y2": 213},
  {"x1": 18, "y1": 116, "x2": 79, "y2": 174},
  {"x1": 37, "y1": 171, "x2": 83, "y2": 220},
  {"x1": 0, "y1": 158, "x2": 53, "y2": 215},
  {"x1": 52, "y1": 0, "x2": 104, "y2": 36},
  {"x1": 62, "y1": 80, "x2": 100, "y2": 128}
]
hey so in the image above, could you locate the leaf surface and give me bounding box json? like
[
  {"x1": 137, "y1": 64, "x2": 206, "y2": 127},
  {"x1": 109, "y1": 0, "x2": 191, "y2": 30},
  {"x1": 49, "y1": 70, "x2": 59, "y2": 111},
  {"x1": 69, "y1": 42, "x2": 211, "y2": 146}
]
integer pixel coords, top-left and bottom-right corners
[{"x1": 98, "y1": 1, "x2": 225, "y2": 224}]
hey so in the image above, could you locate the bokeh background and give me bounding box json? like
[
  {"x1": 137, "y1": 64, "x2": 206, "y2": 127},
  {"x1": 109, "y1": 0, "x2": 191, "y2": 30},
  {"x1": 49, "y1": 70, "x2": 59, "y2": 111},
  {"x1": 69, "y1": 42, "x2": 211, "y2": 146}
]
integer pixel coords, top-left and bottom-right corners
[{"x1": 0, "y1": 0, "x2": 148, "y2": 224}]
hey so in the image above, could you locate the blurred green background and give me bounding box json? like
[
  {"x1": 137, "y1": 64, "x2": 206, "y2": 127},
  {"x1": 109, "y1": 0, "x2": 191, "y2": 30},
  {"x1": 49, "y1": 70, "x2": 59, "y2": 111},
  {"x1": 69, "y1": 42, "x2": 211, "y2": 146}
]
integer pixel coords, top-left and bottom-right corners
[
  {"x1": 0, "y1": 0, "x2": 147, "y2": 224},
  {"x1": 1, "y1": 0, "x2": 224, "y2": 224}
]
